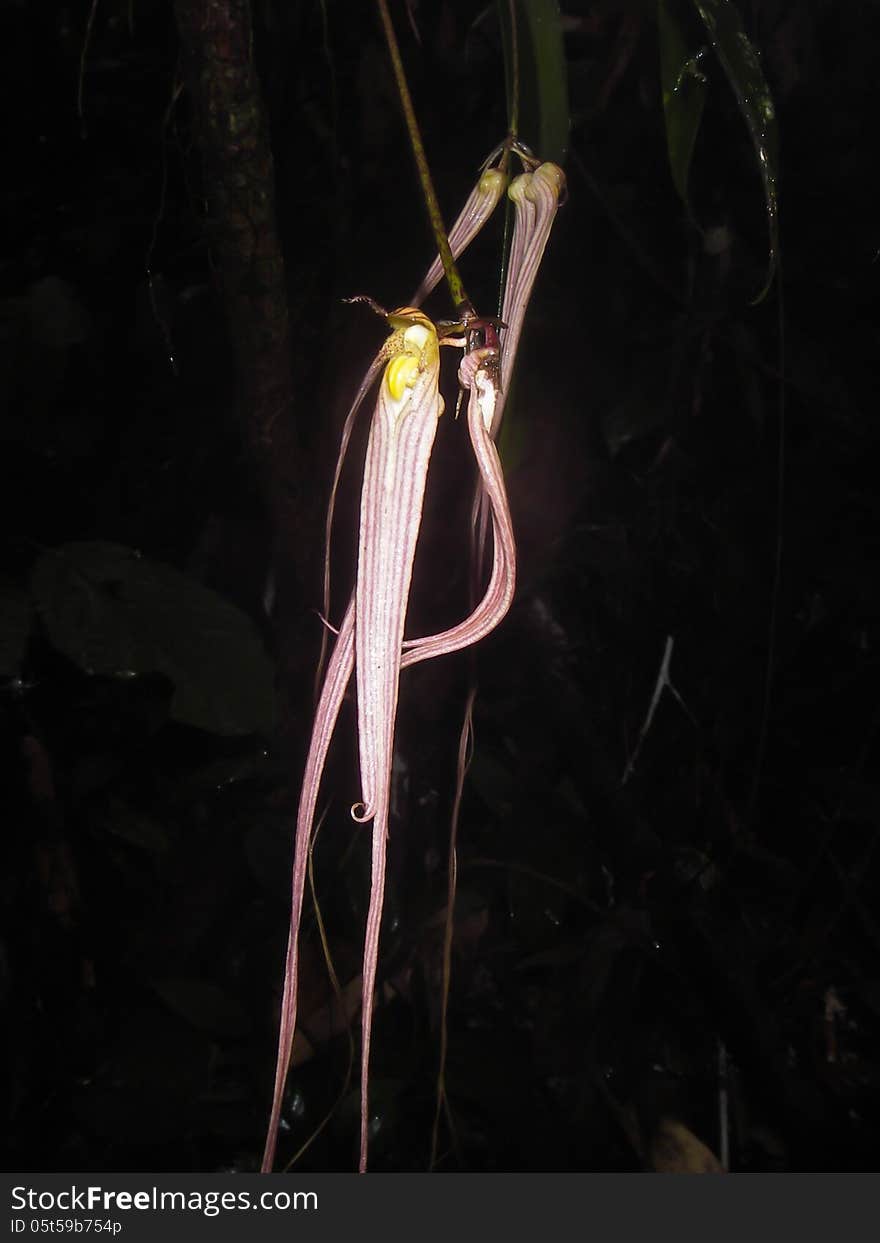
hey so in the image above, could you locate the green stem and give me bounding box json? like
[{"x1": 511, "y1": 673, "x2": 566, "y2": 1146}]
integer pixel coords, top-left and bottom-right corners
[
  {"x1": 375, "y1": 0, "x2": 474, "y2": 320},
  {"x1": 506, "y1": 0, "x2": 520, "y2": 140},
  {"x1": 496, "y1": 0, "x2": 520, "y2": 315}
]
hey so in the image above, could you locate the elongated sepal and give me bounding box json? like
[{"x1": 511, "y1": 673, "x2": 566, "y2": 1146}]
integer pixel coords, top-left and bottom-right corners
[
  {"x1": 495, "y1": 162, "x2": 566, "y2": 437},
  {"x1": 261, "y1": 599, "x2": 355, "y2": 1174},
  {"x1": 355, "y1": 313, "x2": 442, "y2": 824},
  {"x1": 353, "y1": 313, "x2": 447, "y2": 1172},
  {"x1": 411, "y1": 167, "x2": 508, "y2": 307}
]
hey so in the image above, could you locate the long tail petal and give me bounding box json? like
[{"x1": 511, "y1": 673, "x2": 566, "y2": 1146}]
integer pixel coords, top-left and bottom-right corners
[
  {"x1": 411, "y1": 166, "x2": 507, "y2": 307},
  {"x1": 354, "y1": 312, "x2": 444, "y2": 1170},
  {"x1": 261, "y1": 598, "x2": 355, "y2": 1173},
  {"x1": 494, "y1": 163, "x2": 566, "y2": 436},
  {"x1": 472, "y1": 162, "x2": 566, "y2": 558}
]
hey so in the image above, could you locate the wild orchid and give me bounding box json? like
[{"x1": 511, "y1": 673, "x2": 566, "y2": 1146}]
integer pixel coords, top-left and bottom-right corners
[
  {"x1": 317, "y1": 165, "x2": 508, "y2": 690},
  {"x1": 262, "y1": 157, "x2": 565, "y2": 1175}
]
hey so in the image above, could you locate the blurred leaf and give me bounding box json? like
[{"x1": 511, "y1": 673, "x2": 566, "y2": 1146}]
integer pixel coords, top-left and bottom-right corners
[
  {"x1": 658, "y1": 0, "x2": 708, "y2": 212},
  {"x1": 690, "y1": 0, "x2": 779, "y2": 301},
  {"x1": 445, "y1": 1027, "x2": 523, "y2": 1112},
  {"x1": 496, "y1": 377, "x2": 527, "y2": 474},
  {"x1": 71, "y1": 1013, "x2": 210, "y2": 1144},
  {"x1": 292, "y1": 973, "x2": 362, "y2": 1067},
  {"x1": 650, "y1": 1116, "x2": 723, "y2": 1171},
  {"x1": 601, "y1": 349, "x2": 675, "y2": 456},
  {"x1": 151, "y1": 978, "x2": 252, "y2": 1038},
  {"x1": 25, "y1": 275, "x2": 91, "y2": 349},
  {"x1": 244, "y1": 822, "x2": 292, "y2": 899},
  {"x1": 516, "y1": 939, "x2": 587, "y2": 971},
  {"x1": 502, "y1": 0, "x2": 570, "y2": 163},
  {"x1": 184, "y1": 748, "x2": 272, "y2": 793},
  {"x1": 855, "y1": 980, "x2": 880, "y2": 1021},
  {"x1": 602, "y1": 389, "x2": 668, "y2": 457},
  {"x1": 31, "y1": 542, "x2": 275, "y2": 736},
  {"x1": 0, "y1": 577, "x2": 32, "y2": 676},
  {"x1": 507, "y1": 869, "x2": 567, "y2": 946},
  {"x1": 836, "y1": 780, "x2": 880, "y2": 825},
  {"x1": 335, "y1": 1078, "x2": 405, "y2": 1158},
  {"x1": 468, "y1": 747, "x2": 515, "y2": 816},
  {"x1": 69, "y1": 752, "x2": 121, "y2": 801},
  {"x1": 92, "y1": 796, "x2": 171, "y2": 855}
]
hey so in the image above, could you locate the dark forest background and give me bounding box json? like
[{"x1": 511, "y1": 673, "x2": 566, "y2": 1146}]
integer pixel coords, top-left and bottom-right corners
[{"x1": 2, "y1": 0, "x2": 879, "y2": 1172}]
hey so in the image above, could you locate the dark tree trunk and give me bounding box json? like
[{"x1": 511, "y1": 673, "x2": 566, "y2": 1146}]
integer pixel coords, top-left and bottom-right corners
[
  {"x1": 172, "y1": 0, "x2": 293, "y2": 448},
  {"x1": 171, "y1": 0, "x2": 320, "y2": 763}
]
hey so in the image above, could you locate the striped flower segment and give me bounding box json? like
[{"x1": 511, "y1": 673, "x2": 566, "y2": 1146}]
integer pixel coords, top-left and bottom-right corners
[
  {"x1": 354, "y1": 309, "x2": 443, "y2": 826},
  {"x1": 471, "y1": 162, "x2": 565, "y2": 559},
  {"x1": 401, "y1": 344, "x2": 514, "y2": 667},
  {"x1": 495, "y1": 162, "x2": 566, "y2": 436},
  {"x1": 352, "y1": 311, "x2": 444, "y2": 1171},
  {"x1": 261, "y1": 597, "x2": 355, "y2": 1175},
  {"x1": 411, "y1": 166, "x2": 508, "y2": 307}
]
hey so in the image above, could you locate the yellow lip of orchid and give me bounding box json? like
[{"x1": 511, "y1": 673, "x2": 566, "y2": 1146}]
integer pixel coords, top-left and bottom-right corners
[
  {"x1": 383, "y1": 312, "x2": 439, "y2": 401},
  {"x1": 385, "y1": 352, "x2": 420, "y2": 401}
]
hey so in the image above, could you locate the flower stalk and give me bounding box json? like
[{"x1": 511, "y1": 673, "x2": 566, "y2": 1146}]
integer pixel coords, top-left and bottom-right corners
[{"x1": 375, "y1": 0, "x2": 473, "y2": 320}]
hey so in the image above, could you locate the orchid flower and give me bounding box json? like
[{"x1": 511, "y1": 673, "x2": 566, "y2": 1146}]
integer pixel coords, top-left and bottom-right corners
[
  {"x1": 262, "y1": 159, "x2": 565, "y2": 1175},
  {"x1": 318, "y1": 166, "x2": 508, "y2": 686}
]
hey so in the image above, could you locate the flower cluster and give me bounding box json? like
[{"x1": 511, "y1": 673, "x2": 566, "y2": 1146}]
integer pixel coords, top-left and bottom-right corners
[{"x1": 263, "y1": 154, "x2": 566, "y2": 1174}]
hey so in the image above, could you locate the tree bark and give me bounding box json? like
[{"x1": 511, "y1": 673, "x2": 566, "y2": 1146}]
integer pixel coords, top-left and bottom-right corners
[
  {"x1": 173, "y1": 0, "x2": 294, "y2": 449},
  {"x1": 171, "y1": 0, "x2": 319, "y2": 758}
]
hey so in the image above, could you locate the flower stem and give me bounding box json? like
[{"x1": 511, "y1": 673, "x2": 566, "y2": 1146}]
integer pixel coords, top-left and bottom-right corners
[
  {"x1": 504, "y1": 0, "x2": 520, "y2": 142},
  {"x1": 375, "y1": 0, "x2": 474, "y2": 321}
]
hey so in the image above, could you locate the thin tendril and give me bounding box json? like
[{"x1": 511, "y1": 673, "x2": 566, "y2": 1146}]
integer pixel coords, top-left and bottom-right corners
[
  {"x1": 430, "y1": 687, "x2": 476, "y2": 1170},
  {"x1": 746, "y1": 250, "x2": 785, "y2": 827},
  {"x1": 77, "y1": 0, "x2": 100, "y2": 130},
  {"x1": 282, "y1": 811, "x2": 355, "y2": 1171},
  {"x1": 507, "y1": 0, "x2": 520, "y2": 141}
]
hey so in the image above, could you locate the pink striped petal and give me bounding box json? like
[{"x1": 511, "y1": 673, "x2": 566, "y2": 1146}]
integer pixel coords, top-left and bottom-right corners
[
  {"x1": 261, "y1": 597, "x2": 355, "y2": 1174},
  {"x1": 411, "y1": 166, "x2": 508, "y2": 307},
  {"x1": 353, "y1": 311, "x2": 444, "y2": 1170}
]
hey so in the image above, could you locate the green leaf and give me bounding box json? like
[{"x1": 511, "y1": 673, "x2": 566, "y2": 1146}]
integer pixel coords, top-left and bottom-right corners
[
  {"x1": 690, "y1": 0, "x2": 779, "y2": 301},
  {"x1": 0, "y1": 577, "x2": 32, "y2": 677},
  {"x1": 31, "y1": 542, "x2": 275, "y2": 736},
  {"x1": 658, "y1": 0, "x2": 708, "y2": 213},
  {"x1": 501, "y1": 0, "x2": 570, "y2": 164}
]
